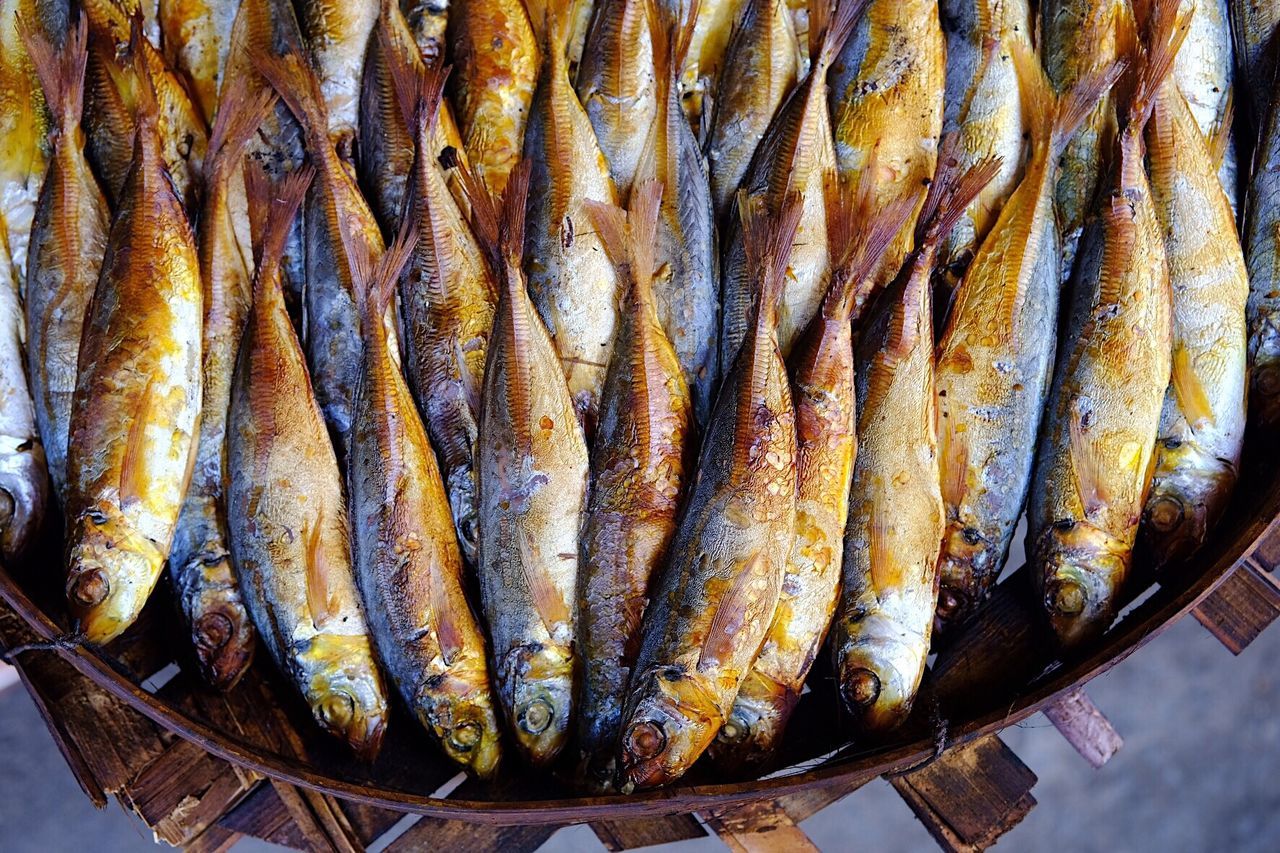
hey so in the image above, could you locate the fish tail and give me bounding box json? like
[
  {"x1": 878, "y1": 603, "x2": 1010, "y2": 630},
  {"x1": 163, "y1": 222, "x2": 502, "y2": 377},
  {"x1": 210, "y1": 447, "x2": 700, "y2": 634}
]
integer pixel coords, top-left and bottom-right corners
[
  {"x1": 915, "y1": 137, "x2": 1002, "y2": 252},
  {"x1": 126, "y1": 14, "x2": 159, "y2": 132},
  {"x1": 824, "y1": 170, "x2": 919, "y2": 323},
  {"x1": 585, "y1": 179, "x2": 664, "y2": 308},
  {"x1": 205, "y1": 74, "x2": 276, "y2": 185},
  {"x1": 498, "y1": 160, "x2": 536, "y2": 445},
  {"x1": 380, "y1": 16, "x2": 449, "y2": 139},
  {"x1": 739, "y1": 191, "x2": 804, "y2": 332},
  {"x1": 252, "y1": 47, "x2": 329, "y2": 146},
  {"x1": 245, "y1": 163, "x2": 314, "y2": 298},
  {"x1": 813, "y1": 0, "x2": 869, "y2": 75},
  {"x1": 1116, "y1": 0, "x2": 1191, "y2": 136},
  {"x1": 19, "y1": 11, "x2": 89, "y2": 131},
  {"x1": 338, "y1": 207, "x2": 418, "y2": 337},
  {"x1": 455, "y1": 151, "x2": 504, "y2": 275}
]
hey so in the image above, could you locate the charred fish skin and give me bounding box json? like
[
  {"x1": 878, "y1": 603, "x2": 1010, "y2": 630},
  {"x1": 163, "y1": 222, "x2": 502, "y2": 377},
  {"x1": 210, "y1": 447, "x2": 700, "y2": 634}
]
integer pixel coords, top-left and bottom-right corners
[
  {"x1": 1229, "y1": 0, "x2": 1280, "y2": 121},
  {"x1": 575, "y1": 183, "x2": 692, "y2": 792},
  {"x1": 933, "y1": 52, "x2": 1120, "y2": 634},
  {"x1": 1140, "y1": 76, "x2": 1247, "y2": 569},
  {"x1": 618, "y1": 197, "x2": 800, "y2": 792},
  {"x1": 476, "y1": 165, "x2": 588, "y2": 768},
  {"x1": 449, "y1": 0, "x2": 539, "y2": 197},
  {"x1": 522, "y1": 5, "x2": 621, "y2": 433},
  {"x1": 634, "y1": 0, "x2": 720, "y2": 428},
  {"x1": 391, "y1": 58, "x2": 496, "y2": 567},
  {"x1": 576, "y1": 0, "x2": 656, "y2": 200},
  {"x1": 937, "y1": 0, "x2": 1032, "y2": 287},
  {"x1": 1041, "y1": 0, "x2": 1123, "y2": 284},
  {"x1": 719, "y1": 0, "x2": 865, "y2": 380},
  {"x1": 1028, "y1": 2, "x2": 1183, "y2": 651},
  {"x1": 347, "y1": 221, "x2": 503, "y2": 780},
  {"x1": 1172, "y1": 0, "x2": 1236, "y2": 210},
  {"x1": 705, "y1": 0, "x2": 800, "y2": 222},
  {"x1": 1245, "y1": 65, "x2": 1280, "y2": 428},
  {"x1": 256, "y1": 48, "x2": 392, "y2": 448},
  {"x1": 829, "y1": 0, "x2": 945, "y2": 287},
  {"x1": 64, "y1": 66, "x2": 202, "y2": 644},
  {"x1": 158, "y1": 0, "x2": 239, "y2": 124},
  {"x1": 228, "y1": 167, "x2": 389, "y2": 758},
  {"x1": 21, "y1": 16, "x2": 108, "y2": 506},
  {"x1": 832, "y1": 154, "x2": 997, "y2": 734},
  {"x1": 298, "y1": 0, "x2": 379, "y2": 163},
  {"x1": 168, "y1": 81, "x2": 276, "y2": 691}
]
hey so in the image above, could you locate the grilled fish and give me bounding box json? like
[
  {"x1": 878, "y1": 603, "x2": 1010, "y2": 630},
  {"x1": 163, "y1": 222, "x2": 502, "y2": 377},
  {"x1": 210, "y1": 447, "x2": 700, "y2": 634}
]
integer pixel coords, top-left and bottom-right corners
[
  {"x1": 391, "y1": 56, "x2": 496, "y2": 565},
  {"x1": 63, "y1": 64, "x2": 202, "y2": 643},
  {"x1": 1173, "y1": 0, "x2": 1236, "y2": 209},
  {"x1": 297, "y1": 0, "x2": 378, "y2": 163},
  {"x1": 1028, "y1": 1, "x2": 1183, "y2": 650},
  {"x1": 710, "y1": 178, "x2": 913, "y2": 770},
  {"x1": 523, "y1": 2, "x2": 621, "y2": 432},
  {"x1": 1245, "y1": 46, "x2": 1280, "y2": 427},
  {"x1": 158, "y1": 0, "x2": 239, "y2": 123},
  {"x1": 346, "y1": 215, "x2": 502, "y2": 779},
  {"x1": 476, "y1": 164, "x2": 588, "y2": 767},
  {"x1": 449, "y1": 0, "x2": 539, "y2": 196},
  {"x1": 21, "y1": 16, "x2": 107, "y2": 505},
  {"x1": 832, "y1": 152, "x2": 996, "y2": 733},
  {"x1": 227, "y1": 166, "x2": 389, "y2": 757},
  {"x1": 829, "y1": 0, "x2": 945, "y2": 287},
  {"x1": 705, "y1": 0, "x2": 799, "y2": 221},
  {"x1": 256, "y1": 48, "x2": 394, "y2": 447},
  {"x1": 719, "y1": 0, "x2": 864, "y2": 379},
  {"x1": 1140, "y1": 72, "x2": 1247, "y2": 568},
  {"x1": 618, "y1": 195, "x2": 800, "y2": 790},
  {"x1": 168, "y1": 80, "x2": 274, "y2": 690},
  {"x1": 933, "y1": 52, "x2": 1120, "y2": 634},
  {"x1": 1229, "y1": 0, "x2": 1279, "y2": 121},
  {"x1": 937, "y1": 0, "x2": 1032, "y2": 287},
  {"x1": 633, "y1": 0, "x2": 719, "y2": 426},
  {"x1": 575, "y1": 182, "x2": 692, "y2": 791},
  {"x1": 1041, "y1": 0, "x2": 1124, "y2": 283}
]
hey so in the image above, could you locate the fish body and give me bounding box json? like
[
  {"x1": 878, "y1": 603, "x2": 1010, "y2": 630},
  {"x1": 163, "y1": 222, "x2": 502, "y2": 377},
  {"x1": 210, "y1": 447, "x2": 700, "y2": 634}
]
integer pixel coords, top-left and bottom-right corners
[
  {"x1": 0, "y1": 0, "x2": 52, "y2": 287},
  {"x1": 298, "y1": 0, "x2": 378, "y2": 162},
  {"x1": 618, "y1": 198, "x2": 799, "y2": 791},
  {"x1": 1173, "y1": 0, "x2": 1236, "y2": 209},
  {"x1": 227, "y1": 168, "x2": 388, "y2": 757},
  {"x1": 705, "y1": 0, "x2": 799, "y2": 222},
  {"x1": 347, "y1": 225, "x2": 502, "y2": 779},
  {"x1": 449, "y1": 0, "x2": 539, "y2": 196},
  {"x1": 829, "y1": 0, "x2": 944, "y2": 286},
  {"x1": 64, "y1": 79, "x2": 202, "y2": 644},
  {"x1": 158, "y1": 0, "x2": 239, "y2": 123},
  {"x1": 1245, "y1": 54, "x2": 1280, "y2": 426},
  {"x1": 1140, "y1": 78, "x2": 1247, "y2": 568},
  {"x1": 477, "y1": 167, "x2": 588, "y2": 767},
  {"x1": 674, "y1": 0, "x2": 745, "y2": 127},
  {"x1": 22, "y1": 18, "x2": 108, "y2": 505},
  {"x1": 1229, "y1": 0, "x2": 1280, "y2": 120},
  {"x1": 575, "y1": 184, "x2": 692, "y2": 791},
  {"x1": 522, "y1": 10, "x2": 621, "y2": 431}
]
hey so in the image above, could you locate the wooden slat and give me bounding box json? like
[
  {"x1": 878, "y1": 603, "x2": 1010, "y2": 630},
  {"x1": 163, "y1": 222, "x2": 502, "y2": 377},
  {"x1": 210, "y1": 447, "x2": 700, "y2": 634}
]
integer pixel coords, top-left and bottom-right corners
[
  {"x1": 217, "y1": 782, "x2": 310, "y2": 850},
  {"x1": 772, "y1": 776, "x2": 869, "y2": 823},
  {"x1": 339, "y1": 799, "x2": 410, "y2": 847},
  {"x1": 590, "y1": 813, "x2": 709, "y2": 850},
  {"x1": 184, "y1": 822, "x2": 243, "y2": 853},
  {"x1": 890, "y1": 734, "x2": 1037, "y2": 852},
  {"x1": 1042, "y1": 689, "x2": 1122, "y2": 769},
  {"x1": 703, "y1": 799, "x2": 819, "y2": 853},
  {"x1": 1193, "y1": 563, "x2": 1280, "y2": 654},
  {"x1": 270, "y1": 779, "x2": 364, "y2": 853},
  {"x1": 384, "y1": 816, "x2": 560, "y2": 853}
]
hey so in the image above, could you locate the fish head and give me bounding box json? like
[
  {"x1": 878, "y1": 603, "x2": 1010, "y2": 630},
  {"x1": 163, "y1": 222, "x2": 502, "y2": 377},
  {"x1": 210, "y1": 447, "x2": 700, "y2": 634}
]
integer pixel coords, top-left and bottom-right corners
[
  {"x1": 417, "y1": 671, "x2": 504, "y2": 780},
  {"x1": 500, "y1": 643, "x2": 575, "y2": 768},
  {"x1": 446, "y1": 466, "x2": 480, "y2": 566},
  {"x1": 1142, "y1": 448, "x2": 1235, "y2": 570},
  {"x1": 0, "y1": 440, "x2": 48, "y2": 563},
  {"x1": 836, "y1": 610, "x2": 929, "y2": 734},
  {"x1": 301, "y1": 634, "x2": 389, "y2": 760},
  {"x1": 65, "y1": 504, "x2": 163, "y2": 644},
  {"x1": 934, "y1": 521, "x2": 998, "y2": 634},
  {"x1": 617, "y1": 665, "x2": 722, "y2": 790},
  {"x1": 706, "y1": 671, "x2": 797, "y2": 775},
  {"x1": 1036, "y1": 521, "x2": 1128, "y2": 650},
  {"x1": 183, "y1": 559, "x2": 256, "y2": 690}
]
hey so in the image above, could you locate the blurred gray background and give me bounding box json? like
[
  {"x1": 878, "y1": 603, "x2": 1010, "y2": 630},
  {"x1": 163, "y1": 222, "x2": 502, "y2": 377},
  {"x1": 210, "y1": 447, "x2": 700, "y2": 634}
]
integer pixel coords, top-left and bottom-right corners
[{"x1": 1, "y1": 612, "x2": 1276, "y2": 852}]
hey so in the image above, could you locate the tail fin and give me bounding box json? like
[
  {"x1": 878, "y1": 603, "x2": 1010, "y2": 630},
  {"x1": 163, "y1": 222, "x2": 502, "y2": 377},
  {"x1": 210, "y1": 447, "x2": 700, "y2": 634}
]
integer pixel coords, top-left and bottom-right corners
[
  {"x1": 379, "y1": 13, "x2": 451, "y2": 142},
  {"x1": 246, "y1": 163, "x2": 314, "y2": 294},
  {"x1": 455, "y1": 156, "x2": 503, "y2": 276},
  {"x1": 205, "y1": 74, "x2": 276, "y2": 185},
  {"x1": 812, "y1": 0, "x2": 869, "y2": 75},
  {"x1": 740, "y1": 190, "x2": 804, "y2": 330},
  {"x1": 1013, "y1": 38, "x2": 1125, "y2": 162},
  {"x1": 646, "y1": 0, "x2": 699, "y2": 106},
  {"x1": 585, "y1": 179, "x2": 664, "y2": 301},
  {"x1": 19, "y1": 11, "x2": 89, "y2": 131},
  {"x1": 252, "y1": 47, "x2": 329, "y2": 145},
  {"x1": 340, "y1": 213, "x2": 419, "y2": 334},
  {"x1": 127, "y1": 14, "x2": 159, "y2": 131},
  {"x1": 914, "y1": 135, "x2": 1002, "y2": 251},
  {"x1": 824, "y1": 173, "x2": 919, "y2": 323},
  {"x1": 1116, "y1": 0, "x2": 1190, "y2": 135},
  {"x1": 499, "y1": 161, "x2": 533, "y2": 272}
]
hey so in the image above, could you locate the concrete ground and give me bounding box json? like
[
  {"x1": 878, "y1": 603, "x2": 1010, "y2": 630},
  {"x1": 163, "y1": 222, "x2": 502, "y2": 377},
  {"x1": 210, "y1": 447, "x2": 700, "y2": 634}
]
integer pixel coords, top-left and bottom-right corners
[{"x1": 1, "y1": 614, "x2": 1277, "y2": 852}]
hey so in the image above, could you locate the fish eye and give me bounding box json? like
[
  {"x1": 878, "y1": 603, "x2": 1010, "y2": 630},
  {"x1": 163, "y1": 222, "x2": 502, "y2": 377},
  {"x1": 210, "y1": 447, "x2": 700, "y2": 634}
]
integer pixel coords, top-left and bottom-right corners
[
  {"x1": 625, "y1": 720, "x2": 667, "y2": 760},
  {"x1": 194, "y1": 612, "x2": 234, "y2": 651},
  {"x1": 718, "y1": 714, "x2": 750, "y2": 744},
  {"x1": 1046, "y1": 579, "x2": 1086, "y2": 616},
  {"x1": 68, "y1": 569, "x2": 110, "y2": 607},
  {"x1": 1052, "y1": 518, "x2": 1076, "y2": 532},
  {"x1": 449, "y1": 722, "x2": 482, "y2": 752},
  {"x1": 841, "y1": 668, "x2": 881, "y2": 709},
  {"x1": 318, "y1": 692, "x2": 356, "y2": 729},
  {"x1": 518, "y1": 698, "x2": 554, "y2": 735}
]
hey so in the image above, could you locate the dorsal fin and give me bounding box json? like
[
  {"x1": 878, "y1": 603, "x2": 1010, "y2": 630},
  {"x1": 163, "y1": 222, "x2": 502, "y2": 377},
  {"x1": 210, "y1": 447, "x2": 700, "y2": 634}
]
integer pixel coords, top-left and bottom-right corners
[
  {"x1": 245, "y1": 164, "x2": 314, "y2": 300},
  {"x1": 19, "y1": 11, "x2": 89, "y2": 132},
  {"x1": 205, "y1": 74, "x2": 277, "y2": 185},
  {"x1": 823, "y1": 170, "x2": 919, "y2": 324}
]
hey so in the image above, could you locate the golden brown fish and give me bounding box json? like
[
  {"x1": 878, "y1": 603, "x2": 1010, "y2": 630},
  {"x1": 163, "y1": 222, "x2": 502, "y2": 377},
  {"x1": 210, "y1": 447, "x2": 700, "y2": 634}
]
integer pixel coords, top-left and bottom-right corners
[
  {"x1": 63, "y1": 62, "x2": 202, "y2": 643},
  {"x1": 618, "y1": 195, "x2": 800, "y2": 791},
  {"x1": 449, "y1": 0, "x2": 539, "y2": 196},
  {"x1": 1171, "y1": 0, "x2": 1236, "y2": 209},
  {"x1": 157, "y1": 0, "x2": 239, "y2": 123},
  {"x1": 829, "y1": 0, "x2": 945, "y2": 287},
  {"x1": 297, "y1": 0, "x2": 378, "y2": 162},
  {"x1": 401, "y1": 0, "x2": 449, "y2": 62},
  {"x1": 710, "y1": 178, "x2": 913, "y2": 770},
  {"x1": 522, "y1": 2, "x2": 621, "y2": 432},
  {"x1": 575, "y1": 181, "x2": 692, "y2": 791},
  {"x1": 1027, "y1": 0, "x2": 1184, "y2": 650},
  {"x1": 475, "y1": 164, "x2": 589, "y2": 767}
]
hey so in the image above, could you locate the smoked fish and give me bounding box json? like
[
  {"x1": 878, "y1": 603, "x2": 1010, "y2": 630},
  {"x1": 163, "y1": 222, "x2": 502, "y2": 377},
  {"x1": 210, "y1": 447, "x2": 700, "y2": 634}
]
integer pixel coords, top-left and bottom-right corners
[
  {"x1": 0, "y1": 240, "x2": 46, "y2": 563},
  {"x1": 675, "y1": 0, "x2": 745, "y2": 130},
  {"x1": 298, "y1": 0, "x2": 379, "y2": 162},
  {"x1": 63, "y1": 63, "x2": 202, "y2": 643},
  {"x1": 157, "y1": 0, "x2": 239, "y2": 123},
  {"x1": 575, "y1": 182, "x2": 693, "y2": 791},
  {"x1": 1245, "y1": 44, "x2": 1280, "y2": 427},
  {"x1": 227, "y1": 166, "x2": 389, "y2": 757},
  {"x1": 402, "y1": 0, "x2": 449, "y2": 62},
  {"x1": 1172, "y1": 0, "x2": 1236, "y2": 209},
  {"x1": 618, "y1": 195, "x2": 800, "y2": 790},
  {"x1": 1027, "y1": 0, "x2": 1184, "y2": 650},
  {"x1": 1229, "y1": 0, "x2": 1279, "y2": 121},
  {"x1": 476, "y1": 164, "x2": 589, "y2": 767},
  {"x1": 346, "y1": 217, "x2": 502, "y2": 779}
]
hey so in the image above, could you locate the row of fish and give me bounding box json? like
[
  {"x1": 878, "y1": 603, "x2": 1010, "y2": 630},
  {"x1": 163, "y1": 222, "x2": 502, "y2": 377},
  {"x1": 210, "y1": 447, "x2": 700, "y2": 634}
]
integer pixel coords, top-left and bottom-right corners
[{"x1": 0, "y1": 0, "x2": 1275, "y2": 792}]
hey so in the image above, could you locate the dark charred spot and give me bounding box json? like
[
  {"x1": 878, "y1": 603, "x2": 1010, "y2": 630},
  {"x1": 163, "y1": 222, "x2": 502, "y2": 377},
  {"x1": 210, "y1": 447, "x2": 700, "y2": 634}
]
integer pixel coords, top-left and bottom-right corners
[
  {"x1": 962, "y1": 527, "x2": 982, "y2": 545},
  {"x1": 438, "y1": 146, "x2": 459, "y2": 170},
  {"x1": 1053, "y1": 518, "x2": 1076, "y2": 532},
  {"x1": 561, "y1": 215, "x2": 575, "y2": 250}
]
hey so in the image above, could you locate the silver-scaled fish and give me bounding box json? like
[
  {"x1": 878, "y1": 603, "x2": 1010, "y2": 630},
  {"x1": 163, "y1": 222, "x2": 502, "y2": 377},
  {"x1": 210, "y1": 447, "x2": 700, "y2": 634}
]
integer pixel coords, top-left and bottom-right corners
[
  {"x1": 157, "y1": 0, "x2": 239, "y2": 123},
  {"x1": 1171, "y1": 0, "x2": 1237, "y2": 211}
]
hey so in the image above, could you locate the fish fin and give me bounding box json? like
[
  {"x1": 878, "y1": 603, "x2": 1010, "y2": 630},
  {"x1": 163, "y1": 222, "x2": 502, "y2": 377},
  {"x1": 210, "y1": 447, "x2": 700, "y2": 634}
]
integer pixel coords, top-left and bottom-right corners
[
  {"x1": 381, "y1": 18, "x2": 450, "y2": 142},
  {"x1": 499, "y1": 161, "x2": 533, "y2": 272},
  {"x1": 515, "y1": 527, "x2": 572, "y2": 635},
  {"x1": 1171, "y1": 345, "x2": 1216, "y2": 429},
  {"x1": 1051, "y1": 62, "x2": 1127, "y2": 162},
  {"x1": 739, "y1": 191, "x2": 804, "y2": 332},
  {"x1": 453, "y1": 154, "x2": 503, "y2": 274},
  {"x1": 252, "y1": 47, "x2": 329, "y2": 146},
  {"x1": 813, "y1": 0, "x2": 869, "y2": 74},
  {"x1": 1068, "y1": 398, "x2": 1109, "y2": 513},
  {"x1": 205, "y1": 74, "x2": 276, "y2": 185},
  {"x1": 699, "y1": 552, "x2": 769, "y2": 671},
  {"x1": 939, "y1": 414, "x2": 969, "y2": 510},
  {"x1": 245, "y1": 163, "x2": 314, "y2": 299},
  {"x1": 1206, "y1": 88, "x2": 1234, "y2": 169},
  {"x1": 126, "y1": 14, "x2": 159, "y2": 131},
  {"x1": 497, "y1": 162, "x2": 536, "y2": 446},
  {"x1": 303, "y1": 510, "x2": 341, "y2": 630},
  {"x1": 583, "y1": 199, "x2": 629, "y2": 269},
  {"x1": 118, "y1": 375, "x2": 157, "y2": 509},
  {"x1": 1116, "y1": 0, "x2": 1191, "y2": 134},
  {"x1": 867, "y1": 496, "x2": 896, "y2": 591},
  {"x1": 914, "y1": 136, "x2": 1002, "y2": 252},
  {"x1": 338, "y1": 204, "x2": 418, "y2": 334},
  {"x1": 824, "y1": 171, "x2": 919, "y2": 323},
  {"x1": 585, "y1": 180, "x2": 663, "y2": 296},
  {"x1": 19, "y1": 11, "x2": 89, "y2": 131}
]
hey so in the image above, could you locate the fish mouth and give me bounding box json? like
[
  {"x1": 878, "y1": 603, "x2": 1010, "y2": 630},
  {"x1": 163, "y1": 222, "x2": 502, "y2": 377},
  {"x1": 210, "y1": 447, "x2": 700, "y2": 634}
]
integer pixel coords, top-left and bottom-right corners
[
  {"x1": 836, "y1": 639, "x2": 922, "y2": 734},
  {"x1": 934, "y1": 524, "x2": 998, "y2": 634},
  {"x1": 1040, "y1": 554, "x2": 1123, "y2": 651},
  {"x1": 1142, "y1": 458, "x2": 1233, "y2": 570},
  {"x1": 65, "y1": 506, "x2": 164, "y2": 644},
  {"x1": 618, "y1": 667, "x2": 721, "y2": 790},
  {"x1": 191, "y1": 605, "x2": 255, "y2": 691},
  {"x1": 303, "y1": 636, "x2": 390, "y2": 759},
  {"x1": 707, "y1": 674, "x2": 795, "y2": 774},
  {"x1": 311, "y1": 687, "x2": 387, "y2": 760},
  {"x1": 509, "y1": 683, "x2": 572, "y2": 767}
]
